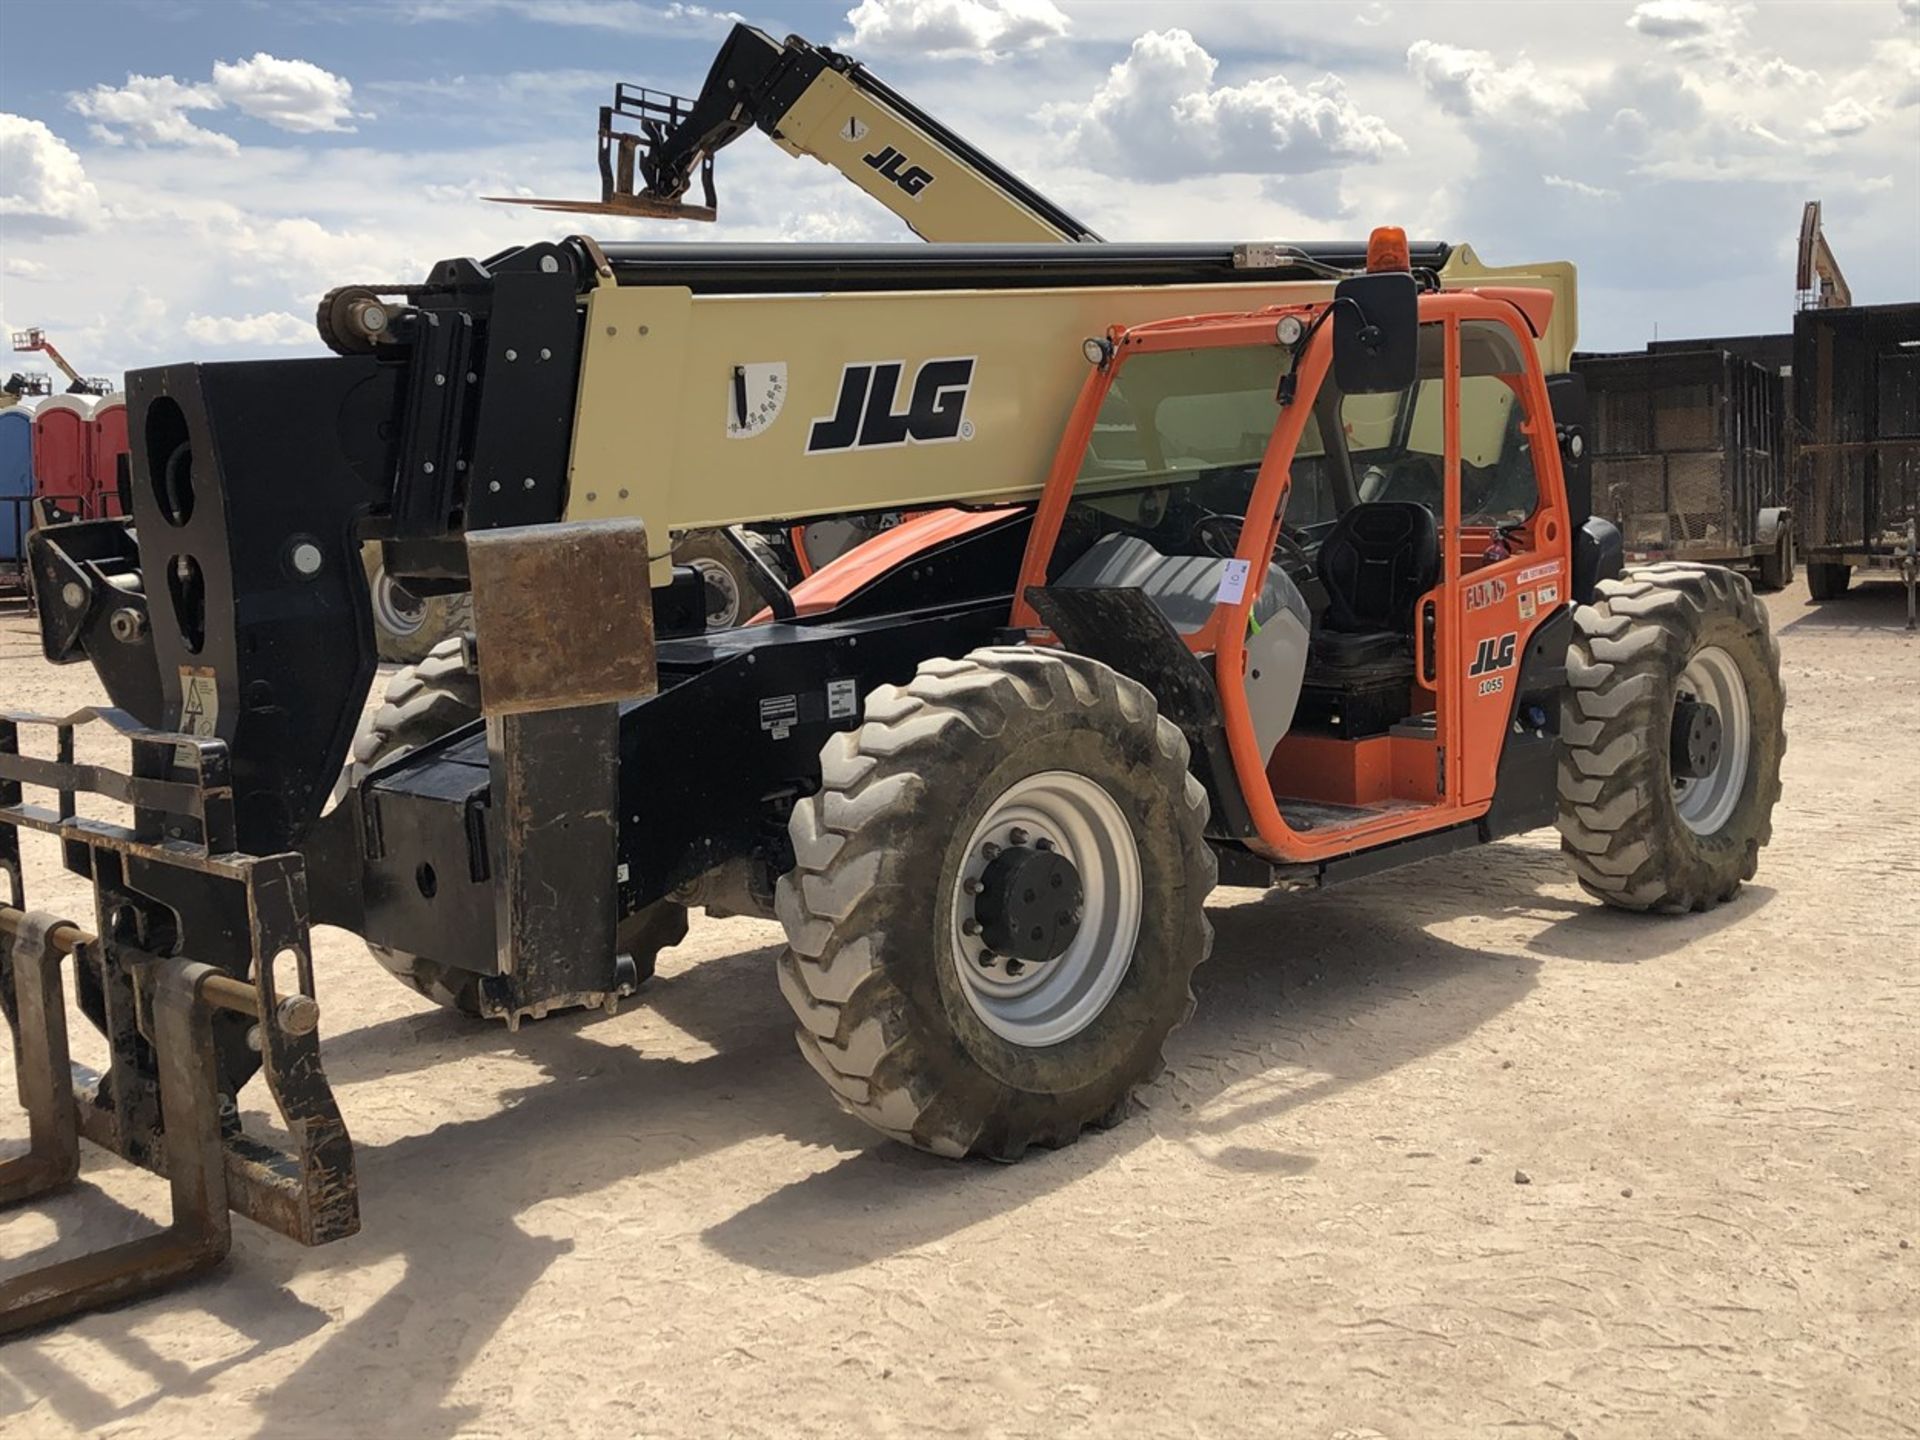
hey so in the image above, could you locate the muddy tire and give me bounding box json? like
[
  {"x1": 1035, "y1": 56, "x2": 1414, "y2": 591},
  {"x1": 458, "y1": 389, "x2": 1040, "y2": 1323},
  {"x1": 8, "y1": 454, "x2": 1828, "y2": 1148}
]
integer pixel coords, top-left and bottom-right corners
[
  {"x1": 1558, "y1": 563, "x2": 1785, "y2": 913},
  {"x1": 1755, "y1": 526, "x2": 1794, "y2": 593},
  {"x1": 775, "y1": 647, "x2": 1215, "y2": 1160},
  {"x1": 673, "y1": 528, "x2": 786, "y2": 630},
  {"x1": 1806, "y1": 560, "x2": 1851, "y2": 601},
  {"x1": 362, "y1": 544, "x2": 473, "y2": 664},
  {"x1": 345, "y1": 636, "x2": 685, "y2": 1016}
]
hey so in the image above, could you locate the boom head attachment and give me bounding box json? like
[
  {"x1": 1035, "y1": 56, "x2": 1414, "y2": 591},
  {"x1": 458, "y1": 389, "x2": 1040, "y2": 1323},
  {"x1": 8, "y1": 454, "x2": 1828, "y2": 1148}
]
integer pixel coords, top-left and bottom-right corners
[{"x1": 487, "y1": 84, "x2": 719, "y2": 223}]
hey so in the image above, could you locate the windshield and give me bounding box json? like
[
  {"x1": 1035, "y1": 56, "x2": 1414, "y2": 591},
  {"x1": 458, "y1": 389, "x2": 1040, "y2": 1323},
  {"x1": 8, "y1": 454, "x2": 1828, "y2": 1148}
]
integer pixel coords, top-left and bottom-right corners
[{"x1": 1051, "y1": 345, "x2": 1323, "y2": 577}]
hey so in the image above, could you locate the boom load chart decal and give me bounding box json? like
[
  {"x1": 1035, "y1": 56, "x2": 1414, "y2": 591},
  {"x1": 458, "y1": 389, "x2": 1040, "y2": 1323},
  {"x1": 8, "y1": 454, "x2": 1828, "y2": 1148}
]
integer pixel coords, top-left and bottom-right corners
[{"x1": 726, "y1": 362, "x2": 788, "y2": 439}]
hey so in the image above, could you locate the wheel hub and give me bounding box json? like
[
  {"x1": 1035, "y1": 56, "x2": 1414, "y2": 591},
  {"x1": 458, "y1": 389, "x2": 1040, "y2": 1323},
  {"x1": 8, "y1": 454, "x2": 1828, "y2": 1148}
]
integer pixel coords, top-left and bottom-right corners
[
  {"x1": 374, "y1": 569, "x2": 429, "y2": 636},
  {"x1": 974, "y1": 842, "x2": 1083, "y2": 963},
  {"x1": 949, "y1": 771, "x2": 1144, "y2": 1047},
  {"x1": 1670, "y1": 646, "x2": 1754, "y2": 836},
  {"x1": 1670, "y1": 692, "x2": 1724, "y2": 780},
  {"x1": 687, "y1": 557, "x2": 742, "y2": 628}
]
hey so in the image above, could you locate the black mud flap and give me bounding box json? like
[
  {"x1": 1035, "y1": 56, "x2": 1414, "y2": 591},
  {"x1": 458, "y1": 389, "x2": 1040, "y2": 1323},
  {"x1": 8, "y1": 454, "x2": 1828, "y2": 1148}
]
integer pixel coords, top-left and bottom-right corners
[{"x1": 1024, "y1": 584, "x2": 1256, "y2": 840}]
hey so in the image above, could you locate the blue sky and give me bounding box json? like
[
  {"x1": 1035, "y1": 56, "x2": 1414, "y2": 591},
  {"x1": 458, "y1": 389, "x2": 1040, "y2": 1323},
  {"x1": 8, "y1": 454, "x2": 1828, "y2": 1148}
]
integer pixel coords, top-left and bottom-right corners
[{"x1": 3, "y1": 0, "x2": 1916, "y2": 378}]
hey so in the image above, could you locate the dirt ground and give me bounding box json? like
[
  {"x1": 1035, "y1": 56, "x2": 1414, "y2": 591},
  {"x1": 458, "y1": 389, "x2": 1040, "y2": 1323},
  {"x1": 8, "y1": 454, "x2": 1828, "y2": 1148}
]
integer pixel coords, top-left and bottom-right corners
[{"x1": 0, "y1": 577, "x2": 1915, "y2": 1440}]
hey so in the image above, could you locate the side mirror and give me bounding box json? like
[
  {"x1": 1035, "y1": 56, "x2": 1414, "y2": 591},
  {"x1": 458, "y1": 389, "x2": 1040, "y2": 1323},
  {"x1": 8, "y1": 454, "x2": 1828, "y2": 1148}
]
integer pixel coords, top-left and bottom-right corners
[
  {"x1": 1332, "y1": 271, "x2": 1418, "y2": 395},
  {"x1": 1544, "y1": 371, "x2": 1592, "y2": 527}
]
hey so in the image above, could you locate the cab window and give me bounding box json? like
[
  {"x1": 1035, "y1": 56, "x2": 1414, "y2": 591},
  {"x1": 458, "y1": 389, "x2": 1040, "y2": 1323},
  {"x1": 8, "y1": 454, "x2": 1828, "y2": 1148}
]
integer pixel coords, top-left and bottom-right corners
[{"x1": 1349, "y1": 320, "x2": 1542, "y2": 526}]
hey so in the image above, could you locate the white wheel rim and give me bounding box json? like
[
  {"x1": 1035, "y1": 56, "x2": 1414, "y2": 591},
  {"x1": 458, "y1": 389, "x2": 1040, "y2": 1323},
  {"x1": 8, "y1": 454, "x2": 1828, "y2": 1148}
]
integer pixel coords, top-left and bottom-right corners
[
  {"x1": 373, "y1": 567, "x2": 429, "y2": 637},
  {"x1": 1673, "y1": 645, "x2": 1752, "y2": 836},
  {"x1": 949, "y1": 770, "x2": 1143, "y2": 1048},
  {"x1": 687, "y1": 557, "x2": 742, "y2": 628}
]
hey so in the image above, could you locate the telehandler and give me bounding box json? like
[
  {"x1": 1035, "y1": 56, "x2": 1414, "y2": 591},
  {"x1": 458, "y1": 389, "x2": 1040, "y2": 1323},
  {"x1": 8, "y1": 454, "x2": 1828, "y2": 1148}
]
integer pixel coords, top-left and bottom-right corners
[{"x1": 0, "y1": 47, "x2": 1783, "y2": 1330}]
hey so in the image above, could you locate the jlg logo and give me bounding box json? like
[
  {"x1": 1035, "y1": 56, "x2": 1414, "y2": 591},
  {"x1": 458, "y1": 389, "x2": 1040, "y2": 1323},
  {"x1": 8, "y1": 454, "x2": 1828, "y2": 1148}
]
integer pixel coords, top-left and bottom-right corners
[
  {"x1": 1469, "y1": 632, "x2": 1518, "y2": 677},
  {"x1": 862, "y1": 144, "x2": 934, "y2": 198},
  {"x1": 807, "y1": 358, "x2": 976, "y2": 454}
]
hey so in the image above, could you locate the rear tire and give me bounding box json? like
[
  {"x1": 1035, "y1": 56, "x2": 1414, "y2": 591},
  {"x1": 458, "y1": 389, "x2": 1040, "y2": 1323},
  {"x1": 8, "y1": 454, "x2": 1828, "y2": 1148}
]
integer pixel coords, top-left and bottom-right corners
[
  {"x1": 1806, "y1": 560, "x2": 1851, "y2": 601},
  {"x1": 362, "y1": 544, "x2": 472, "y2": 664},
  {"x1": 1558, "y1": 563, "x2": 1785, "y2": 913},
  {"x1": 775, "y1": 647, "x2": 1215, "y2": 1160},
  {"x1": 345, "y1": 637, "x2": 685, "y2": 1016},
  {"x1": 1755, "y1": 526, "x2": 1794, "y2": 593}
]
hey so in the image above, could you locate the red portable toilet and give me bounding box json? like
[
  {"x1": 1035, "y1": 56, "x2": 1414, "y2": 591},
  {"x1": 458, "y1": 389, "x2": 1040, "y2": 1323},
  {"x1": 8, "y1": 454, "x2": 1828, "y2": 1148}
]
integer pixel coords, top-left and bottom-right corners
[
  {"x1": 89, "y1": 390, "x2": 128, "y2": 517},
  {"x1": 31, "y1": 394, "x2": 94, "y2": 522}
]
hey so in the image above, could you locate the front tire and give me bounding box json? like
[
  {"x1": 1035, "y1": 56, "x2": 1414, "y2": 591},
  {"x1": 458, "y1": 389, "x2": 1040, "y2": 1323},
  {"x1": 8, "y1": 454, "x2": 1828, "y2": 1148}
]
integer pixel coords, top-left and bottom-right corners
[
  {"x1": 775, "y1": 647, "x2": 1215, "y2": 1160},
  {"x1": 1558, "y1": 563, "x2": 1785, "y2": 913}
]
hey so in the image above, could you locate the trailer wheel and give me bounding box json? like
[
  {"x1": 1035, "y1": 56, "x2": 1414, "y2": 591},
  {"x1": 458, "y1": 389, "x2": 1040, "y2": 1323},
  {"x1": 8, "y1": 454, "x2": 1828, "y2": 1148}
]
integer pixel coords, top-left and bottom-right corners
[
  {"x1": 344, "y1": 636, "x2": 685, "y2": 1017},
  {"x1": 1806, "y1": 560, "x2": 1851, "y2": 601},
  {"x1": 672, "y1": 529, "x2": 786, "y2": 630},
  {"x1": 775, "y1": 647, "x2": 1215, "y2": 1160},
  {"x1": 1558, "y1": 563, "x2": 1785, "y2": 913},
  {"x1": 362, "y1": 544, "x2": 473, "y2": 664},
  {"x1": 1755, "y1": 526, "x2": 1794, "y2": 593}
]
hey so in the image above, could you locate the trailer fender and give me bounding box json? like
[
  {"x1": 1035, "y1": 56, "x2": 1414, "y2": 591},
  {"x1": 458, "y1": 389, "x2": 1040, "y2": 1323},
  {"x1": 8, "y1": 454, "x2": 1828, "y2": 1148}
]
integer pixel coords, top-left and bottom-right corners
[{"x1": 1755, "y1": 507, "x2": 1791, "y2": 548}]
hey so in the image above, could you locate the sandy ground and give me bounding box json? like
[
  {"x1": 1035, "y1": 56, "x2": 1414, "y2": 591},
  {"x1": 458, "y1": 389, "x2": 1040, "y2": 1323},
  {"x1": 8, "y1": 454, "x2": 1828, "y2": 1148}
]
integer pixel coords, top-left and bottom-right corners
[{"x1": 0, "y1": 577, "x2": 1915, "y2": 1440}]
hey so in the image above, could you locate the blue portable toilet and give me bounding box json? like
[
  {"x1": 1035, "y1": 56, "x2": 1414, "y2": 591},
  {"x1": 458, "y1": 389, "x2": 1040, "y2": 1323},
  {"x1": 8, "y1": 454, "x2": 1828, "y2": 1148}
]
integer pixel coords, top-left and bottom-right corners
[{"x1": 0, "y1": 402, "x2": 34, "y2": 562}]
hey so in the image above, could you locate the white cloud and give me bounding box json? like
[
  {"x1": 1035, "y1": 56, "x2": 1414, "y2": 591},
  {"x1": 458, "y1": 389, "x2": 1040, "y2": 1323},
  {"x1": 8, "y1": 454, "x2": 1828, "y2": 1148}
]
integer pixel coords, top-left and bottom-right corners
[
  {"x1": 212, "y1": 54, "x2": 358, "y2": 134},
  {"x1": 1626, "y1": 0, "x2": 1749, "y2": 47},
  {"x1": 69, "y1": 74, "x2": 234, "y2": 153},
  {"x1": 0, "y1": 114, "x2": 103, "y2": 233},
  {"x1": 67, "y1": 55, "x2": 357, "y2": 151},
  {"x1": 1065, "y1": 29, "x2": 1401, "y2": 180},
  {"x1": 182, "y1": 310, "x2": 317, "y2": 348},
  {"x1": 1406, "y1": 41, "x2": 1588, "y2": 122},
  {"x1": 1543, "y1": 173, "x2": 1619, "y2": 201},
  {"x1": 1877, "y1": 36, "x2": 1920, "y2": 105},
  {"x1": 4, "y1": 256, "x2": 48, "y2": 278},
  {"x1": 842, "y1": 0, "x2": 1068, "y2": 58},
  {"x1": 1903, "y1": 0, "x2": 1919, "y2": 22},
  {"x1": 1811, "y1": 96, "x2": 1874, "y2": 137},
  {"x1": 396, "y1": 0, "x2": 737, "y2": 30}
]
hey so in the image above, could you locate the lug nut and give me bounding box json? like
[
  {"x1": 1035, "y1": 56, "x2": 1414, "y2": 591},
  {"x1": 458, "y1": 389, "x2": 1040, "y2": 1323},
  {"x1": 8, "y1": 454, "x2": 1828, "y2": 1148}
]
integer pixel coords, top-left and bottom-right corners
[
  {"x1": 963, "y1": 877, "x2": 982, "y2": 895},
  {"x1": 961, "y1": 918, "x2": 980, "y2": 936},
  {"x1": 975, "y1": 949, "x2": 996, "y2": 967},
  {"x1": 1035, "y1": 838, "x2": 1054, "y2": 852},
  {"x1": 1008, "y1": 826, "x2": 1029, "y2": 846},
  {"x1": 981, "y1": 841, "x2": 1000, "y2": 860},
  {"x1": 1005, "y1": 959, "x2": 1025, "y2": 977}
]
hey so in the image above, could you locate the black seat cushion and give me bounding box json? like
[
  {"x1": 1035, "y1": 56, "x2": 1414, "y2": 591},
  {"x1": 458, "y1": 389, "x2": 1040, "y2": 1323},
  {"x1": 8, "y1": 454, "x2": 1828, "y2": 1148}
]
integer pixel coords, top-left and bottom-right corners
[
  {"x1": 1315, "y1": 501, "x2": 1440, "y2": 639},
  {"x1": 1310, "y1": 628, "x2": 1405, "y2": 670}
]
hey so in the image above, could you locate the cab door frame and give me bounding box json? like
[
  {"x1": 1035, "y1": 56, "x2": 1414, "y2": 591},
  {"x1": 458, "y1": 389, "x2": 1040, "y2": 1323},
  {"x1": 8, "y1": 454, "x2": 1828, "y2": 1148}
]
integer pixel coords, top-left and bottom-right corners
[
  {"x1": 1010, "y1": 288, "x2": 1570, "y2": 867},
  {"x1": 1210, "y1": 290, "x2": 1570, "y2": 863}
]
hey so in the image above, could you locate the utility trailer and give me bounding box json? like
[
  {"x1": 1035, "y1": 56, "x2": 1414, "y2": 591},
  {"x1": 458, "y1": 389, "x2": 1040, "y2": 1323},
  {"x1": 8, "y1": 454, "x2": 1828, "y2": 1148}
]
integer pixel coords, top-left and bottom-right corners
[
  {"x1": 0, "y1": 230, "x2": 1784, "y2": 1330},
  {"x1": 1791, "y1": 302, "x2": 1920, "y2": 625},
  {"x1": 1575, "y1": 343, "x2": 1795, "y2": 590}
]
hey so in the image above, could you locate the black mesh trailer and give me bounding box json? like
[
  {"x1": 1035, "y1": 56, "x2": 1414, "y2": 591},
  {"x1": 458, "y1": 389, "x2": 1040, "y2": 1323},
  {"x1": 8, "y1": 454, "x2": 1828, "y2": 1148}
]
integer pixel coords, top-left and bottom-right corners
[
  {"x1": 1791, "y1": 302, "x2": 1920, "y2": 624},
  {"x1": 1574, "y1": 343, "x2": 1795, "y2": 590}
]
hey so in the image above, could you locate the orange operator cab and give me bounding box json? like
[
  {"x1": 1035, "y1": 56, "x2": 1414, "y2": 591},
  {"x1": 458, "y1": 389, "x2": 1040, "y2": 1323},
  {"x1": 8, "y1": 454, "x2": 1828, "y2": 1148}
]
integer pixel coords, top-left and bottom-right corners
[{"x1": 1011, "y1": 234, "x2": 1581, "y2": 869}]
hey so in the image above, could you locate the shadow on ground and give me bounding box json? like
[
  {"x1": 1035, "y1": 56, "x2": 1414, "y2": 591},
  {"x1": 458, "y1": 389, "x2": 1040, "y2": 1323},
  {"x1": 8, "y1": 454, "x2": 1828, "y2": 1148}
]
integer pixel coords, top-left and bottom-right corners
[
  {"x1": 0, "y1": 836, "x2": 1774, "y2": 1435},
  {"x1": 1776, "y1": 580, "x2": 1915, "y2": 635}
]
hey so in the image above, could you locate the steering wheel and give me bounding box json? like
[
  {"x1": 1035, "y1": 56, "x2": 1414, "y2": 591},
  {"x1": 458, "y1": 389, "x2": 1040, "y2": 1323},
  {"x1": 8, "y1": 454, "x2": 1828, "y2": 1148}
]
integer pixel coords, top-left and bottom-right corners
[{"x1": 1190, "y1": 512, "x2": 1314, "y2": 575}]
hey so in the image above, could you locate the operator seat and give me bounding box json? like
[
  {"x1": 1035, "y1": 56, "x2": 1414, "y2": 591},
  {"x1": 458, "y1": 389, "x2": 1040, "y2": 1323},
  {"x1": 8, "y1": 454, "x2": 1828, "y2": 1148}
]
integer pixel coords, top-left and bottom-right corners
[{"x1": 1309, "y1": 501, "x2": 1440, "y2": 674}]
